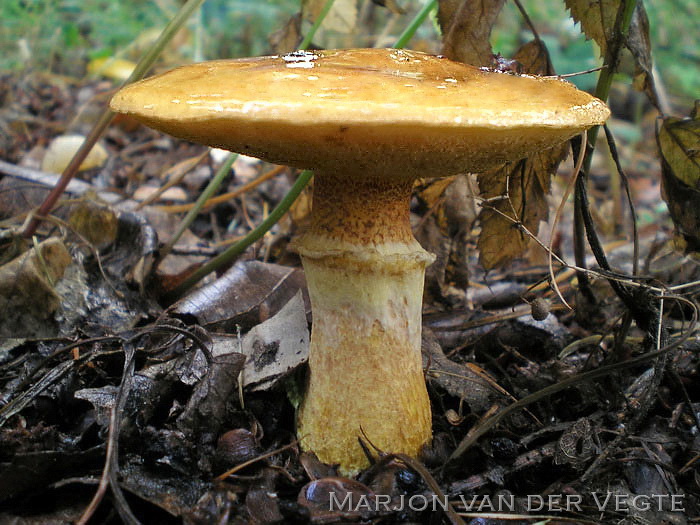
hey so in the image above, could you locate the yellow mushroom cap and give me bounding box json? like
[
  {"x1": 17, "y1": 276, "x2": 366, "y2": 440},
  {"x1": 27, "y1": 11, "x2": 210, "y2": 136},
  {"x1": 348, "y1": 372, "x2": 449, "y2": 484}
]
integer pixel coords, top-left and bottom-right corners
[{"x1": 111, "y1": 48, "x2": 609, "y2": 177}]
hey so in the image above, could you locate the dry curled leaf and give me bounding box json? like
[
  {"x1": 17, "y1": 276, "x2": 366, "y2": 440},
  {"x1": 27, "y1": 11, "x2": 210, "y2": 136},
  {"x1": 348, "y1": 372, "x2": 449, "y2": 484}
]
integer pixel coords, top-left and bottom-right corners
[
  {"x1": 476, "y1": 40, "x2": 567, "y2": 270},
  {"x1": 626, "y1": 3, "x2": 659, "y2": 107},
  {"x1": 657, "y1": 102, "x2": 700, "y2": 252},
  {"x1": 169, "y1": 260, "x2": 308, "y2": 333},
  {"x1": 0, "y1": 237, "x2": 71, "y2": 338},
  {"x1": 269, "y1": 12, "x2": 302, "y2": 54},
  {"x1": 438, "y1": 0, "x2": 506, "y2": 67}
]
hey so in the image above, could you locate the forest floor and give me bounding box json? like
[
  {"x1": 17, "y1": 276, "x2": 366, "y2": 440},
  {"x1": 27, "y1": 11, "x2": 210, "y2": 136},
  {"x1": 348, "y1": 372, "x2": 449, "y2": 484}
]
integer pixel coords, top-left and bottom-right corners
[{"x1": 0, "y1": 68, "x2": 698, "y2": 524}]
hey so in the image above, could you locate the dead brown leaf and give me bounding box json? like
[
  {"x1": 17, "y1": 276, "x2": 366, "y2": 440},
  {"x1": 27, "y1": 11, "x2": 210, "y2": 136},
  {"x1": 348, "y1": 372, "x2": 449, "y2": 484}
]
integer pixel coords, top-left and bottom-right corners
[
  {"x1": 626, "y1": 3, "x2": 659, "y2": 108},
  {"x1": 0, "y1": 237, "x2": 71, "y2": 338},
  {"x1": 438, "y1": 0, "x2": 506, "y2": 66},
  {"x1": 269, "y1": 13, "x2": 302, "y2": 54},
  {"x1": 657, "y1": 103, "x2": 700, "y2": 252},
  {"x1": 477, "y1": 155, "x2": 553, "y2": 269},
  {"x1": 476, "y1": 40, "x2": 567, "y2": 270},
  {"x1": 509, "y1": 39, "x2": 554, "y2": 76},
  {"x1": 416, "y1": 175, "x2": 476, "y2": 301}
]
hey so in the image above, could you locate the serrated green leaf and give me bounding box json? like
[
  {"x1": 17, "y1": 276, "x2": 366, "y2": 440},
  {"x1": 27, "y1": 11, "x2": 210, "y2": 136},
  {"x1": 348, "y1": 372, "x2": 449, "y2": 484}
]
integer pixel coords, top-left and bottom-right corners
[{"x1": 565, "y1": 0, "x2": 621, "y2": 56}]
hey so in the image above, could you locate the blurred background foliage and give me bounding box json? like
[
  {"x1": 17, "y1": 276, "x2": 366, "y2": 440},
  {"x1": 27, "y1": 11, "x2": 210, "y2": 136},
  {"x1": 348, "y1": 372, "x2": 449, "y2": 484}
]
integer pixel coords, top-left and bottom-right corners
[{"x1": 0, "y1": 0, "x2": 697, "y2": 105}]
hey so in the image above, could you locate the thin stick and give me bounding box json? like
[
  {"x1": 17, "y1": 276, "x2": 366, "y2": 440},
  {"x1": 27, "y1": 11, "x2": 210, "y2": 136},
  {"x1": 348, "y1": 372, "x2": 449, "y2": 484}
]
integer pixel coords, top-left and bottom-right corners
[
  {"x1": 156, "y1": 164, "x2": 286, "y2": 214},
  {"x1": 548, "y1": 132, "x2": 588, "y2": 310}
]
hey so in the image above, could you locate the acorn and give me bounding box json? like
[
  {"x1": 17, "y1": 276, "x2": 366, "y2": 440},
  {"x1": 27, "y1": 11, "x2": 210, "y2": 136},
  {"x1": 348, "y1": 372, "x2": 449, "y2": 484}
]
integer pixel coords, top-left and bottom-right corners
[
  {"x1": 216, "y1": 428, "x2": 259, "y2": 466},
  {"x1": 445, "y1": 408, "x2": 465, "y2": 426},
  {"x1": 530, "y1": 297, "x2": 551, "y2": 321},
  {"x1": 298, "y1": 477, "x2": 375, "y2": 520}
]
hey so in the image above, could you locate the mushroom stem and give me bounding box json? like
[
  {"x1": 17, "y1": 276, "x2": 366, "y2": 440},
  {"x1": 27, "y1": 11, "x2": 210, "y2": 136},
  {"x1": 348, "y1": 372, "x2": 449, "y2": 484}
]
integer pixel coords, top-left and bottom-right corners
[{"x1": 293, "y1": 172, "x2": 434, "y2": 474}]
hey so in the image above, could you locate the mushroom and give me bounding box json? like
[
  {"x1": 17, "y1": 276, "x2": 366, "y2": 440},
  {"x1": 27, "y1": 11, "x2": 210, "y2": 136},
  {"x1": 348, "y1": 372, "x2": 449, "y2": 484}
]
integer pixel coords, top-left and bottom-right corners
[{"x1": 110, "y1": 48, "x2": 609, "y2": 474}]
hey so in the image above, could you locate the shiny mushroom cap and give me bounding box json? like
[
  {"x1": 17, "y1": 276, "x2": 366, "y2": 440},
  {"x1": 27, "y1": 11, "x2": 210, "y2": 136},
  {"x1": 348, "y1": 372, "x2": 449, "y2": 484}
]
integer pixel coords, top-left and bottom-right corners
[{"x1": 110, "y1": 48, "x2": 609, "y2": 178}]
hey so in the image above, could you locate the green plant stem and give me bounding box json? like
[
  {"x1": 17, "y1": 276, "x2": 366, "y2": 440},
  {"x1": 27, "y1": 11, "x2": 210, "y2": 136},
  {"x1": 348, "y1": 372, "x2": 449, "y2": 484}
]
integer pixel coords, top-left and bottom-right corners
[
  {"x1": 585, "y1": 0, "x2": 638, "y2": 171},
  {"x1": 393, "y1": 0, "x2": 438, "y2": 49},
  {"x1": 158, "y1": 153, "x2": 238, "y2": 261},
  {"x1": 166, "y1": 170, "x2": 313, "y2": 300},
  {"x1": 299, "y1": 0, "x2": 337, "y2": 50},
  {"x1": 573, "y1": 0, "x2": 638, "y2": 270},
  {"x1": 22, "y1": 0, "x2": 207, "y2": 239}
]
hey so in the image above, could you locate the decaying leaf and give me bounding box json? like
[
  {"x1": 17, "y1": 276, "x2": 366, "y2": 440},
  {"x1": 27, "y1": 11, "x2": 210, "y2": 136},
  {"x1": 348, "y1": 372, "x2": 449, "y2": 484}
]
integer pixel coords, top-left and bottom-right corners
[
  {"x1": 238, "y1": 291, "x2": 309, "y2": 391},
  {"x1": 269, "y1": 13, "x2": 303, "y2": 54},
  {"x1": 119, "y1": 462, "x2": 211, "y2": 518},
  {"x1": 74, "y1": 386, "x2": 119, "y2": 428},
  {"x1": 178, "y1": 348, "x2": 246, "y2": 437},
  {"x1": 67, "y1": 199, "x2": 119, "y2": 249},
  {"x1": 414, "y1": 175, "x2": 476, "y2": 302},
  {"x1": 626, "y1": 3, "x2": 658, "y2": 107},
  {"x1": 438, "y1": 0, "x2": 506, "y2": 66},
  {"x1": 170, "y1": 260, "x2": 308, "y2": 333},
  {"x1": 476, "y1": 40, "x2": 567, "y2": 270},
  {"x1": 554, "y1": 418, "x2": 596, "y2": 466},
  {"x1": 422, "y1": 329, "x2": 495, "y2": 412},
  {"x1": 0, "y1": 237, "x2": 71, "y2": 338},
  {"x1": 106, "y1": 209, "x2": 158, "y2": 291},
  {"x1": 657, "y1": 103, "x2": 700, "y2": 252},
  {"x1": 0, "y1": 447, "x2": 105, "y2": 504}
]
